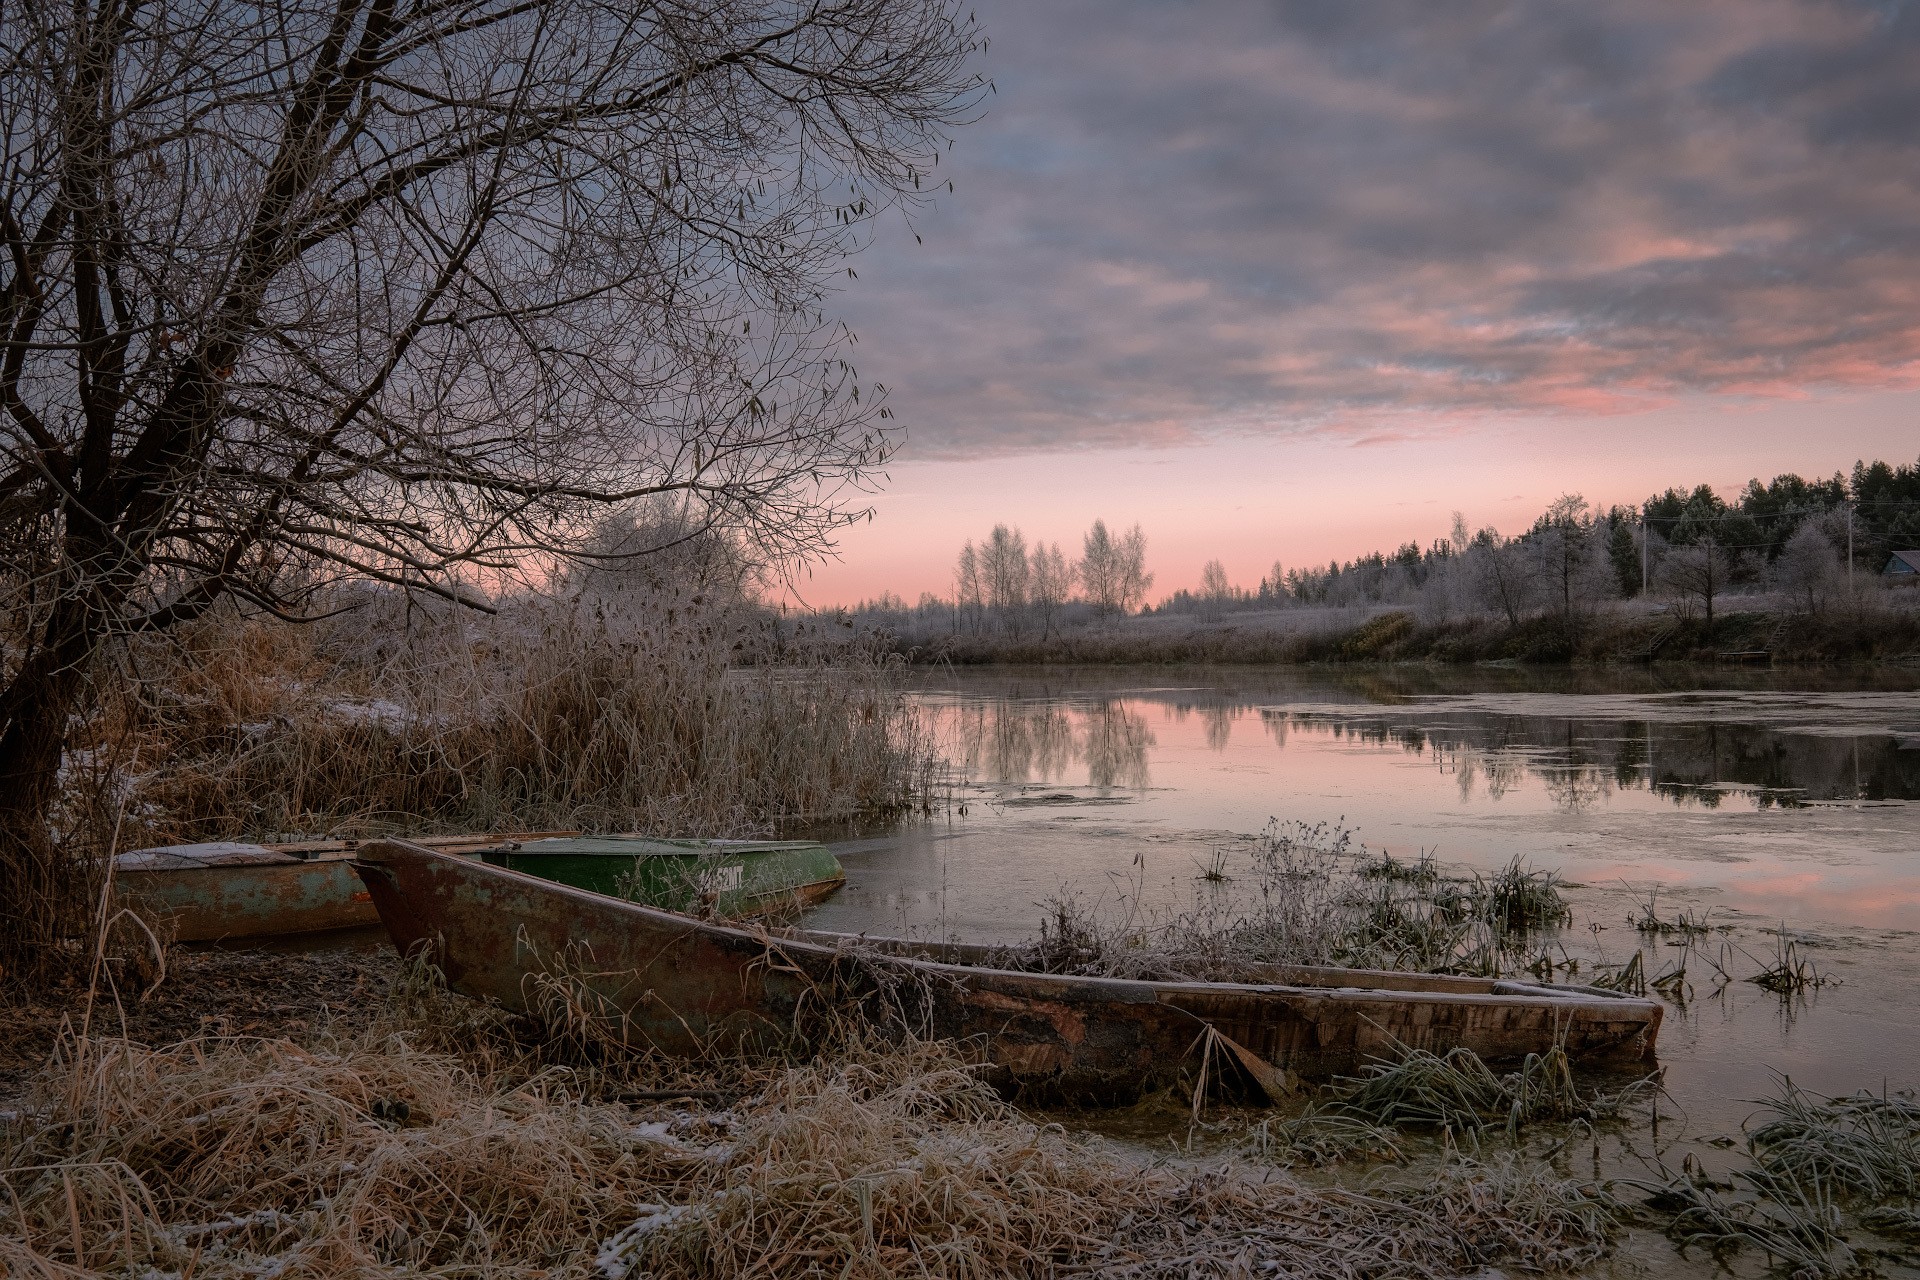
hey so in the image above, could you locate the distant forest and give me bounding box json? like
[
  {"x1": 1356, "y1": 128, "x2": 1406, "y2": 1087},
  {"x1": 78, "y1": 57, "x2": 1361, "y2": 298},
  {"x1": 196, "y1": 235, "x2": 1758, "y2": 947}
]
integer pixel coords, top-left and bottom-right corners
[
  {"x1": 848, "y1": 455, "x2": 1920, "y2": 635},
  {"x1": 1191, "y1": 455, "x2": 1920, "y2": 617}
]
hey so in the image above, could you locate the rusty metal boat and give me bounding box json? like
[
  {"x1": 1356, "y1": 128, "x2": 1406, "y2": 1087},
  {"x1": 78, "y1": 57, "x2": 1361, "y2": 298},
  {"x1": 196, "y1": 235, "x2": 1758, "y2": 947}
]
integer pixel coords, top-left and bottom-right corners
[
  {"x1": 113, "y1": 832, "x2": 578, "y2": 942},
  {"x1": 116, "y1": 830, "x2": 845, "y2": 943},
  {"x1": 354, "y1": 838, "x2": 1663, "y2": 1104},
  {"x1": 478, "y1": 836, "x2": 845, "y2": 917}
]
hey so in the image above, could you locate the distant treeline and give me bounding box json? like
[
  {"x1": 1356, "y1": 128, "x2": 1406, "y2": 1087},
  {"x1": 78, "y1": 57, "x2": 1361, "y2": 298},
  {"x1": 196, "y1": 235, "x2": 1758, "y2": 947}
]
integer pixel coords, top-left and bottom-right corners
[
  {"x1": 840, "y1": 455, "x2": 1920, "y2": 649},
  {"x1": 1207, "y1": 456, "x2": 1920, "y2": 616}
]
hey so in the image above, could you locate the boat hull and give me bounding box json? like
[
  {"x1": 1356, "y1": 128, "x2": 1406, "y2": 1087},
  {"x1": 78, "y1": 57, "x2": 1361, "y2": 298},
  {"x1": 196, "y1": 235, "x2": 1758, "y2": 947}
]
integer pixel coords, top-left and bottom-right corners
[
  {"x1": 354, "y1": 839, "x2": 1662, "y2": 1104},
  {"x1": 113, "y1": 832, "x2": 580, "y2": 942},
  {"x1": 118, "y1": 854, "x2": 375, "y2": 942},
  {"x1": 483, "y1": 837, "x2": 845, "y2": 917}
]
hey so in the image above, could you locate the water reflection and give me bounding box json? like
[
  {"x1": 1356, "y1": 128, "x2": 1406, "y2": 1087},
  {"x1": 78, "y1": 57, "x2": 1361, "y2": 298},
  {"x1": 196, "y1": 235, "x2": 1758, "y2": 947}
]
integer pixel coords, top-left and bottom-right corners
[
  {"x1": 945, "y1": 697, "x2": 1153, "y2": 793},
  {"x1": 933, "y1": 673, "x2": 1920, "y2": 812},
  {"x1": 811, "y1": 667, "x2": 1920, "y2": 1141}
]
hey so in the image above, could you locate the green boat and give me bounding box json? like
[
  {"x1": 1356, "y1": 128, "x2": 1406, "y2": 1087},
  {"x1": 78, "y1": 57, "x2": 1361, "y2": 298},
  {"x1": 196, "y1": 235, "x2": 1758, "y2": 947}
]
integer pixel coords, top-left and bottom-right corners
[{"x1": 480, "y1": 836, "x2": 845, "y2": 918}]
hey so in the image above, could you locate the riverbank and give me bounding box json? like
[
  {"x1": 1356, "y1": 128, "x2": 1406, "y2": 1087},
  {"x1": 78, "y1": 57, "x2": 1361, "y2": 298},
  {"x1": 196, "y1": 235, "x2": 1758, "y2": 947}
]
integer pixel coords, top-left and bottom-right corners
[
  {"x1": 2, "y1": 950, "x2": 1624, "y2": 1279},
  {"x1": 879, "y1": 599, "x2": 1920, "y2": 667},
  {"x1": 0, "y1": 943, "x2": 401, "y2": 1108},
  {"x1": 9, "y1": 909, "x2": 1920, "y2": 1277},
  {"x1": 11, "y1": 668, "x2": 1920, "y2": 1277}
]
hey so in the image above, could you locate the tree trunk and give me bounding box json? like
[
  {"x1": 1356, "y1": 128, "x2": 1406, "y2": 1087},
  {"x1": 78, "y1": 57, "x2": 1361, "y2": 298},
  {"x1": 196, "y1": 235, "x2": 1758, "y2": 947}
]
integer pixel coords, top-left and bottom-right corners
[{"x1": 0, "y1": 597, "x2": 109, "y2": 972}]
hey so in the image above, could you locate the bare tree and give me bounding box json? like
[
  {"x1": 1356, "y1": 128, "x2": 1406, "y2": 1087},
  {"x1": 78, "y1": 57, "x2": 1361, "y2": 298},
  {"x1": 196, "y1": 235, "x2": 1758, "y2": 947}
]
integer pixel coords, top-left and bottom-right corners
[
  {"x1": 1200, "y1": 559, "x2": 1230, "y2": 600},
  {"x1": 980, "y1": 524, "x2": 1029, "y2": 621},
  {"x1": 1529, "y1": 494, "x2": 1613, "y2": 619},
  {"x1": 1199, "y1": 557, "x2": 1230, "y2": 621},
  {"x1": 1116, "y1": 522, "x2": 1152, "y2": 614},
  {"x1": 954, "y1": 541, "x2": 984, "y2": 630},
  {"x1": 1078, "y1": 518, "x2": 1120, "y2": 616},
  {"x1": 1029, "y1": 540, "x2": 1071, "y2": 637},
  {"x1": 1774, "y1": 522, "x2": 1843, "y2": 615},
  {"x1": 1659, "y1": 539, "x2": 1731, "y2": 628},
  {"x1": 0, "y1": 0, "x2": 983, "y2": 962},
  {"x1": 1466, "y1": 529, "x2": 1533, "y2": 626}
]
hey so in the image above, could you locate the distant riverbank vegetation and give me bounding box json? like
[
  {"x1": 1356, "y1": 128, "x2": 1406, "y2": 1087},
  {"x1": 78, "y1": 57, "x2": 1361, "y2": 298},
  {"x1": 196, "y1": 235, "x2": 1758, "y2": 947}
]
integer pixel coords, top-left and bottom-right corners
[{"x1": 841, "y1": 457, "x2": 1920, "y2": 665}]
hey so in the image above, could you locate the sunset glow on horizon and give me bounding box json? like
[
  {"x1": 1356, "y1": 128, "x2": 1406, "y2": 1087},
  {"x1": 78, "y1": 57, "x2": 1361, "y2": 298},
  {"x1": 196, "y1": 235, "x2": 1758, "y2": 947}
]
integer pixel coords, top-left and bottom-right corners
[{"x1": 790, "y1": 0, "x2": 1920, "y2": 607}]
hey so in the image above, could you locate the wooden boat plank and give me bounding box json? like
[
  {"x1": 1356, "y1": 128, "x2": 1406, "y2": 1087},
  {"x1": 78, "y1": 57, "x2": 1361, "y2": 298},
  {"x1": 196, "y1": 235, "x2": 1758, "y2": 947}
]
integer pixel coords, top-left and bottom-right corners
[{"x1": 353, "y1": 839, "x2": 1663, "y2": 1105}]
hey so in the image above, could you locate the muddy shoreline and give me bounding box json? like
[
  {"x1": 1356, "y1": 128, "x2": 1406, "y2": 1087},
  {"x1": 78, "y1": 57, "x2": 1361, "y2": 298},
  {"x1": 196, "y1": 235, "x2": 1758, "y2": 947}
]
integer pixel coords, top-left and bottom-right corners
[{"x1": 0, "y1": 944, "x2": 398, "y2": 1108}]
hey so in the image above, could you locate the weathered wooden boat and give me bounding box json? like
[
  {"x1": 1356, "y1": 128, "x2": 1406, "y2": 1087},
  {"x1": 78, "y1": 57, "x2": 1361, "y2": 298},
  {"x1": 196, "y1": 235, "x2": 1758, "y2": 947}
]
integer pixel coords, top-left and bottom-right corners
[
  {"x1": 112, "y1": 832, "x2": 579, "y2": 942},
  {"x1": 354, "y1": 838, "x2": 1663, "y2": 1105},
  {"x1": 478, "y1": 836, "x2": 845, "y2": 917}
]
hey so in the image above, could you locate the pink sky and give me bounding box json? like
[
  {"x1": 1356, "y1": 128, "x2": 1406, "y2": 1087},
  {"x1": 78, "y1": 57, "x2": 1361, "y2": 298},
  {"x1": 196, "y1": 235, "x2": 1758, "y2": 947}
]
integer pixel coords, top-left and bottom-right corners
[
  {"x1": 792, "y1": 387, "x2": 1920, "y2": 607},
  {"x1": 773, "y1": 1, "x2": 1920, "y2": 607}
]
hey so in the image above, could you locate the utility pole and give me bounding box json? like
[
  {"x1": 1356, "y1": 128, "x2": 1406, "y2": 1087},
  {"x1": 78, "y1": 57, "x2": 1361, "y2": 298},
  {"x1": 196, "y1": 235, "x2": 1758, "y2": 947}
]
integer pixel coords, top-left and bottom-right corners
[
  {"x1": 1640, "y1": 506, "x2": 1649, "y2": 596},
  {"x1": 1848, "y1": 503, "x2": 1855, "y2": 594}
]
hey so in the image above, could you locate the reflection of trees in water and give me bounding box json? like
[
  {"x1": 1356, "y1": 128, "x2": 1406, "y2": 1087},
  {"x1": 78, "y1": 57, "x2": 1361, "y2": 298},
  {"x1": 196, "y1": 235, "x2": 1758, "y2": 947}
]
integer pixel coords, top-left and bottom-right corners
[
  {"x1": 1642, "y1": 725, "x2": 1905, "y2": 808},
  {"x1": 944, "y1": 688, "x2": 1920, "y2": 811},
  {"x1": 1541, "y1": 765, "x2": 1611, "y2": 811},
  {"x1": 1162, "y1": 694, "x2": 1235, "y2": 752},
  {"x1": 951, "y1": 701, "x2": 1075, "y2": 784},
  {"x1": 948, "y1": 698, "x2": 1152, "y2": 792},
  {"x1": 1259, "y1": 708, "x2": 1288, "y2": 748},
  {"x1": 1085, "y1": 704, "x2": 1154, "y2": 791},
  {"x1": 1284, "y1": 711, "x2": 1920, "y2": 810},
  {"x1": 1539, "y1": 721, "x2": 1614, "y2": 812},
  {"x1": 1439, "y1": 745, "x2": 1529, "y2": 802},
  {"x1": 1202, "y1": 705, "x2": 1233, "y2": 751}
]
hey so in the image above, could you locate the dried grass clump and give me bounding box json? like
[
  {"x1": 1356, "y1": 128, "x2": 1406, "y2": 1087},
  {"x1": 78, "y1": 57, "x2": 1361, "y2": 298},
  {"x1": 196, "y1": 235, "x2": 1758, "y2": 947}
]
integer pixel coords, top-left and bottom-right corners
[
  {"x1": 4, "y1": 1033, "x2": 676, "y2": 1276},
  {"x1": 87, "y1": 588, "x2": 937, "y2": 845},
  {"x1": 1326, "y1": 1045, "x2": 1583, "y2": 1137},
  {"x1": 1623, "y1": 1076, "x2": 1920, "y2": 1277},
  {"x1": 598, "y1": 1038, "x2": 1618, "y2": 1280},
  {"x1": 1747, "y1": 1077, "x2": 1920, "y2": 1202},
  {"x1": 1, "y1": 1022, "x2": 1620, "y2": 1280}
]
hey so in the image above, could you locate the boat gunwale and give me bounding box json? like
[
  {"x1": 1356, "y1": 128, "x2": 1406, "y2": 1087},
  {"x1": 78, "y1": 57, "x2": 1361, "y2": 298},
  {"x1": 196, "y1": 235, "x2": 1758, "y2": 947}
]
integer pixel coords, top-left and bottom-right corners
[
  {"x1": 499, "y1": 843, "x2": 831, "y2": 859},
  {"x1": 116, "y1": 831, "x2": 588, "y2": 872},
  {"x1": 778, "y1": 927, "x2": 1643, "y2": 1003}
]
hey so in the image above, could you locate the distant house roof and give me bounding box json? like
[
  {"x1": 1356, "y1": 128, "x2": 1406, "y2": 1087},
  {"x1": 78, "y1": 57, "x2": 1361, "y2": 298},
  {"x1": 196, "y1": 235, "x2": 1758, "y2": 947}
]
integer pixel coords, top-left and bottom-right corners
[{"x1": 1887, "y1": 550, "x2": 1920, "y2": 575}]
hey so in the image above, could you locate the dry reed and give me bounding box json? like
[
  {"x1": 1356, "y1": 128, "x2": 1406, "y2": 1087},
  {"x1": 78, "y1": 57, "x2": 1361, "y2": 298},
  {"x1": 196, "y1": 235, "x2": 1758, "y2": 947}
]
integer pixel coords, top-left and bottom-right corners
[
  {"x1": 86, "y1": 589, "x2": 937, "y2": 845},
  {"x1": 1, "y1": 996, "x2": 1621, "y2": 1279}
]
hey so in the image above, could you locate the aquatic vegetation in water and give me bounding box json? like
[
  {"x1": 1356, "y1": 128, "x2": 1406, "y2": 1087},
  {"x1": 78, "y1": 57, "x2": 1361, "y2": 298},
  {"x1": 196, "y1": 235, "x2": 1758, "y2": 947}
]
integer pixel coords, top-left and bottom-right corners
[
  {"x1": 1629, "y1": 1166, "x2": 1854, "y2": 1278},
  {"x1": 1193, "y1": 845, "x2": 1232, "y2": 882},
  {"x1": 1245, "y1": 1108, "x2": 1404, "y2": 1166},
  {"x1": 1027, "y1": 821, "x2": 1579, "y2": 982},
  {"x1": 1745, "y1": 1077, "x2": 1920, "y2": 1203},
  {"x1": 1626, "y1": 886, "x2": 1724, "y2": 938},
  {"x1": 1356, "y1": 847, "x2": 1443, "y2": 889},
  {"x1": 1322, "y1": 1042, "x2": 1654, "y2": 1140},
  {"x1": 1621, "y1": 1076, "x2": 1920, "y2": 1277},
  {"x1": 1472, "y1": 858, "x2": 1575, "y2": 934},
  {"x1": 1589, "y1": 951, "x2": 1648, "y2": 997},
  {"x1": 1749, "y1": 930, "x2": 1835, "y2": 995}
]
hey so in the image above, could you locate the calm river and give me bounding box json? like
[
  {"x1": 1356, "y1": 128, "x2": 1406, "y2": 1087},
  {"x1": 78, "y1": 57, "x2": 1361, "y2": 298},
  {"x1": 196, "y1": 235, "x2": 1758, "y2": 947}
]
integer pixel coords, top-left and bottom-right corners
[{"x1": 806, "y1": 664, "x2": 1920, "y2": 1139}]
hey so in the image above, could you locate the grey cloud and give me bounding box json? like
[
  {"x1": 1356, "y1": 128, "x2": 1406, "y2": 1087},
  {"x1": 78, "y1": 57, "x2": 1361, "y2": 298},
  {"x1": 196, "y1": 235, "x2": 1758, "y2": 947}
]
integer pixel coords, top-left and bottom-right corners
[{"x1": 833, "y1": 0, "x2": 1920, "y2": 457}]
